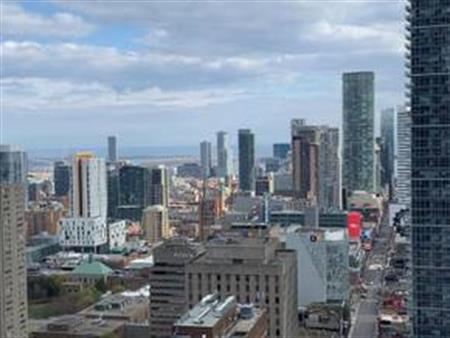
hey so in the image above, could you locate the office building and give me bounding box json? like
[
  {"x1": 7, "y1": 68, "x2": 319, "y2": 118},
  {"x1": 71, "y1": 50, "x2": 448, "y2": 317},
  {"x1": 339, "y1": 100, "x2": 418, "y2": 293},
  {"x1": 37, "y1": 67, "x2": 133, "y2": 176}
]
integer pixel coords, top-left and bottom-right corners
[
  {"x1": 173, "y1": 294, "x2": 267, "y2": 338},
  {"x1": 107, "y1": 135, "x2": 118, "y2": 163},
  {"x1": 342, "y1": 71, "x2": 375, "y2": 194},
  {"x1": 186, "y1": 236, "x2": 298, "y2": 338},
  {"x1": 217, "y1": 131, "x2": 231, "y2": 179},
  {"x1": 150, "y1": 166, "x2": 169, "y2": 207},
  {"x1": 291, "y1": 120, "x2": 341, "y2": 210},
  {"x1": 59, "y1": 153, "x2": 108, "y2": 252},
  {"x1": 380, "y1": 108, "x2": 396, "y2": 198},
  {"x1": 255, "y1": 174, "x2": 274, "y2": 196},
  {"x1": 118, "y1": 165, "x2": 151, "y2": 221},
  {"x1": 200, "y1": 140, "x2": 212, "y2": 178},
  {"x1": 0, "y1": 145, "x2": 28, "y2": 338},
  {"x1": 106, "y1": 163, "x2": 120, "y2": 219},
  {"x1": 142, "y1": 205, "x2": 170, "y2": 244},
  {"x1": 149, "y1": 238, "x2": 205, "y2": 338},
  {"x1": 282, "y1": 226, "x2": 349, "y2": 308},
  {"x1": 53, "y1": 161, "x2": 70, "y2": 197},
  {"x1": 408, "y1": 1, "x2": 450, "y2": 336},
  {"x1": 273, "y1": 143, "x2": 290, "y2": 160},
  {"x1": 374, "y1": 137, "x2": 382, "y2": 193},
  {"x1": 238, "y1": 129, "x2": 255, "y2": 192}
]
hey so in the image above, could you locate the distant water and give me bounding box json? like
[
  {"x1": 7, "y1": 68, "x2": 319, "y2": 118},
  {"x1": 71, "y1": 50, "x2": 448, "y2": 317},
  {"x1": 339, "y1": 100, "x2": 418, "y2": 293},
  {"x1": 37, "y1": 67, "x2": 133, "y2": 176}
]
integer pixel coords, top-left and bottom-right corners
[{"x1": 28, "y1": 144, "x2": 273, "y2": 160}]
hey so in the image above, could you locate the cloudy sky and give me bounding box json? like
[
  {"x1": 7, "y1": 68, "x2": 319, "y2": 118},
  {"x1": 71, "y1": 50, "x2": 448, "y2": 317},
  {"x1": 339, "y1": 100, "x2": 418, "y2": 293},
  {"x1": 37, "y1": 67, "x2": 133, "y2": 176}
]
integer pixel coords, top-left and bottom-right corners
[{"x1": 2, "y1": 0, "x2": 405, "y2": 152}]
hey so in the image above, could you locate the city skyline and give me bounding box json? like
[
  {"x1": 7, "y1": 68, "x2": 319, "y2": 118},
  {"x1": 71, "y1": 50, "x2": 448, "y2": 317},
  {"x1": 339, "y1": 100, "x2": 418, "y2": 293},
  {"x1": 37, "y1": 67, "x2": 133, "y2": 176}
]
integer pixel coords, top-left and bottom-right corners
[{"x1": 2, "y1": 1, "x2": 404, "y2": 148}]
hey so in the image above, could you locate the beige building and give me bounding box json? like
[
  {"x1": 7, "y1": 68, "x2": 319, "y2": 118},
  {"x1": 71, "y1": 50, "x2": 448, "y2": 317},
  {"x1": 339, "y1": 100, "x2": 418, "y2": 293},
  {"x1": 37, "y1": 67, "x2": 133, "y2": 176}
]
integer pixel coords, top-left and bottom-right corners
[
  {"x1": 186, "y1": 236, "x2": 298, "y2": 338},
  {"x1": 0, "y1": 145, "x2": 28, "y2": 338},
  {"x1": 149, "y1": 238, "x2": 205, "y2": 338},
  {"x1": 142, "y1": 205, "x2": 170, "y2": 244},
  {"x1": 26, "y1": 201, "x2": 65, "y2": 238}
]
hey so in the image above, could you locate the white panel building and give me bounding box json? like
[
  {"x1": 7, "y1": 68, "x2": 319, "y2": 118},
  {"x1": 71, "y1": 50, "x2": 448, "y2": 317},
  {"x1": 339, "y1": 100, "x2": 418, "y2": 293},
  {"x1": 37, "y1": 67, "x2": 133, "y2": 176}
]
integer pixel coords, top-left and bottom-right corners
[
  {"x1": 60, "y1": 152, "x2": 109, "y2": 252},
  {"x1": 282, "y1": 226, "x2": 349, "y2": 308}
]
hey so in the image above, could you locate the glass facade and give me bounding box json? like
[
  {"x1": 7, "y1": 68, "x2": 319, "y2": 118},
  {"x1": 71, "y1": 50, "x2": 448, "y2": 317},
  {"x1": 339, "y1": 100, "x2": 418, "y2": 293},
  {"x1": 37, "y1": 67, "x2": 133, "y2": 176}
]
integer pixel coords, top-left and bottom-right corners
[
  {"x1": 342, "y1": 72, "x2": 375, "y2": 193},
  {"x1": 238, "y1": 129, "x2": 255, "y2": 191},
  {"x1": 408, "y1": 1, "x2": 450, "y2": 336}
]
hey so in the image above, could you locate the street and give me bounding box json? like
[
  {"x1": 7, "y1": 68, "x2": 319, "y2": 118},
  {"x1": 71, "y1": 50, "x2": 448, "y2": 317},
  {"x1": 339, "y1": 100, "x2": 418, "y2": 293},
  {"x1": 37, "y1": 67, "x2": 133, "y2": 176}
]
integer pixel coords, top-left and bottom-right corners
[{"x1": 350, "y1": 221, "x2": 392, "y2": 338}]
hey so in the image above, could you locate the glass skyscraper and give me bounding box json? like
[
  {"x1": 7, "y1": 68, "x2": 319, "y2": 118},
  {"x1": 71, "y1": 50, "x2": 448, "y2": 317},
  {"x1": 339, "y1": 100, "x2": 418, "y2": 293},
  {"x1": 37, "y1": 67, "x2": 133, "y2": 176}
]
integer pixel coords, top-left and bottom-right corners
[
  {"x1": 408, "y1": 1, "x2": 450, "y2": 336},
  {"x1": 238, "y1": 129, "x2": 255, "y2": 191},
  {"x1": 342, "y1": 71, "x2": 375, "y2": 194},
  {"x1": 380, "y1": 108, "x2": 396, "y2": 199}
]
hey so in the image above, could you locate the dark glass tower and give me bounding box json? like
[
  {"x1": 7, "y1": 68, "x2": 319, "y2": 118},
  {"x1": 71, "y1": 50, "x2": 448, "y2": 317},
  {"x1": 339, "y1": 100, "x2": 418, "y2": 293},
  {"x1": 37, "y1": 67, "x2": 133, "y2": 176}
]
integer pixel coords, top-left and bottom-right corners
[
  {"x1": 53, "y1": 161, "x2": 70, "y2": 197},
  {"x1": 238, "y1": 129, "x2": 255, "y2": 191},
  {"x1": 117, "y1": 165, "x2": 151, "y2": 221},
  {"x1": 408, "y1": 1, "x2": 450, "y2": 336}
]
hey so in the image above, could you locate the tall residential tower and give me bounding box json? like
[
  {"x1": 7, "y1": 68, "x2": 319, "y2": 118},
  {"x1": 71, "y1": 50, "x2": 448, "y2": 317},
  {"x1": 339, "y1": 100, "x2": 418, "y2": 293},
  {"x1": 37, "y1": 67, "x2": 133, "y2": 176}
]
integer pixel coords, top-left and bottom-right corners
[
  {"x1": 0, "y1": 145, "x2": 28, "y2": 338},
  {"x1": 342, "y1": 71, "x2": 375, "y2": 194},
  {"x1": 238, "y1": 129, "x2": 255, "y2": 192},
  {"x1": 408, "y1": 1, "x2": 450, "y2": 336}
]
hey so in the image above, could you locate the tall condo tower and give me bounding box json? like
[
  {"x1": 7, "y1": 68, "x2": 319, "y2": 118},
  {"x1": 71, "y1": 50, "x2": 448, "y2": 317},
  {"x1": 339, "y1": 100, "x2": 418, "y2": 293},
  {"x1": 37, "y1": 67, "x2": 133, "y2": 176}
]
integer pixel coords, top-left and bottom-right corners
[
  {"x1": 0, "y1": 145, "x2": 28, "y2": 338},
  {"x1": 238, "y1": 129, "x2": 255, "y2": 192},
  {"x1": 216, "y1": 131, "x2": 230, "y2": 178},
  {"x1": 408, "y1": 1, "x2": 450, "y2": 336},
  {"x1": 342, "y1": 71, "x2": 375, "y2": 194},
  {"x1": 107, "y1": 135, "x2": 118, "y2": 163}
]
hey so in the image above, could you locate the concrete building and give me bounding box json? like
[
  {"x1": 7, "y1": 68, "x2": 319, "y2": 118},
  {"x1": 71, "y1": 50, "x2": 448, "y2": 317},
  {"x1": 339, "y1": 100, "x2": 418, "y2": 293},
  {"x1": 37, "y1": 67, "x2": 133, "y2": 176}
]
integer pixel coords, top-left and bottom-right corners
[
  {"x1": 200, "y1": 140, "x2": 212, "y2": 178},
  {"x1": 408, "y1": 1, "x2": 450, "y2": 336},
  {"x1": 255, "y1": 174, "x2": 274, "y2": 196},
  {"x1": 173, "y1": 294, "x2": 267, "y2": 338},
  {"x1": 53, "y1": 160, "x2": 70, "y2": 197},
  {"x1": 149, "y1": 238, "x2": 205, "y2": 338},
  {"x1": 26, "y1": 201, "x2": 65, "y2": 237},
  {"x1": 142, "y1": 205, "x2": 170, "y2": 244},
  {"x1": 291, "y1": 120, "x2": 341, "y2": 210},
  {"x1": 282, "y1": 226, "x2": 349, "y2": 308},
  {"x1": 238, "y1": 129, "x2": 255, "y2": 192},
  {"x1": 186, "y1": 236, "x2": 298, "y2": 338},
  {"x1": 0, "y1": 145, "x2": 28, "y2": 338},
  {"x1": 217, "y1": 131, "x2": 231, "y2": 179},
  {"x1": 107, "y1": 135, "x2": 118, "y2": 163},
  {"x1": 380, "y1": 108, "x2": 396, "y2": 199},
  {"x1": 108, "y1": 220, "x2": 126, "y2": 250},
  {"x1": 342, "y1": 71, "x2": 375, "y2": 194}
]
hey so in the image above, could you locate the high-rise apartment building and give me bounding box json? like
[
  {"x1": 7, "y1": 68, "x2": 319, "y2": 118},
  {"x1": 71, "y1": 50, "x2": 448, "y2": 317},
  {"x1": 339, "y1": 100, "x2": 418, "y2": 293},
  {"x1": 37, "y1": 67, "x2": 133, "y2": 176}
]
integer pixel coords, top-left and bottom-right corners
[
  {"x1": 217, "y1": 131, "x2": 231, "y2": 179},
  {"x1": 380, "y1": 108, "x2": 396, "y2": 198},
  {"x1": 408, "y1": 1, "x2": 450, "y2": 336},
  {"x1": 396, "y1": 107, "x2": 411, "y2": 207},
  {"x1": 149, "y1": 238, "x2": 205, "y2": 338},
  {"x1": 291, "y1": 119, "x2": 320, "y2": 202},
  {"x1": 107, "y1": 135, "x2": 118, "y2": 163},
  {"x1": 0, "y1": 145, "x2": 28, "y2": 338},
  {"x1": 186, "y1": 236, "x2": 298, "y2": 338},
  {"x1": 200, "y1": 141, "x2": 212, "y2": 178},
  {"x1": 291, "y1": 119, "x2": 341, "y2": 210},
  {"x1": 53, "y1": 161, "x2": 70, "y2": 197},
  {"x1": 59, "y1": 153, "x2": 108, "y2": 252},
  {"x1": 142, "y1": 205, "x2": 170, "y2": 244},
  {"x1": 238, "y1": 129, "x2": 255, "y2": 192},
  {"x1": 342, "y1": 71, "x2": 375, "y2": 194},
  {"x1": 150, "y1": 166, "x2": 169, "y2": 207}
]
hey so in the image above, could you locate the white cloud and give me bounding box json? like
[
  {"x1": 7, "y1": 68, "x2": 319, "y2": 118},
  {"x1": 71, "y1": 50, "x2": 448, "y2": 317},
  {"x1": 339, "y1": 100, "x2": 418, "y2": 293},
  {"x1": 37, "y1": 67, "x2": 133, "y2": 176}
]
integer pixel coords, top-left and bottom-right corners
[
  {"x1": 2, "y1": 77, "x2": 249, "y2": 110},
  {"x1": 3, "y1": 3, "x2": 95, "y2": 38}
]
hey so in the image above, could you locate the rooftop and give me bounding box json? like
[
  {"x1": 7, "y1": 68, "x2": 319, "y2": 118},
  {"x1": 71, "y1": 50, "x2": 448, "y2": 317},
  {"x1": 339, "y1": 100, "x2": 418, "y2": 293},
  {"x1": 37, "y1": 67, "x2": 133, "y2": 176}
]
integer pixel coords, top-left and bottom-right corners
[{"x1": 71, "y1": 260, "x2": 113, "y2": 276}]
